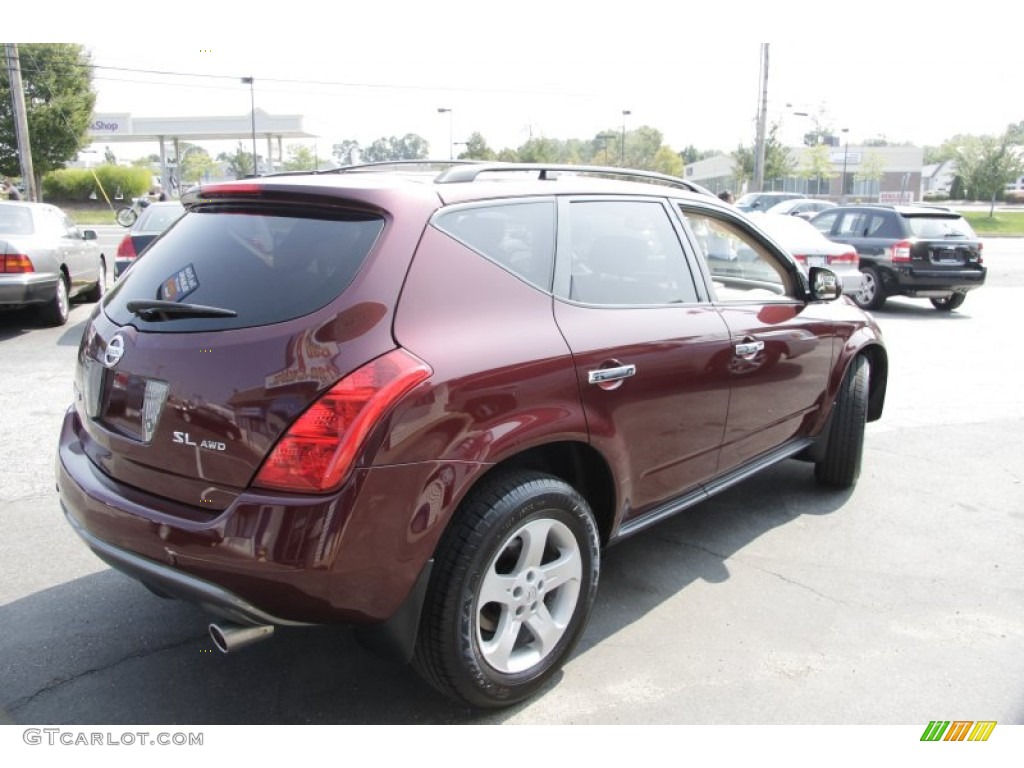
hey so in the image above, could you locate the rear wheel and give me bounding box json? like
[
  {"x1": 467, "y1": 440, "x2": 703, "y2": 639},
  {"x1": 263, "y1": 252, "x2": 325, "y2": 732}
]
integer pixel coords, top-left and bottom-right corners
[
  {"x1": 116, "y1": 207, "x2": 137, "y2": 227},
  {"x1": 39, "y1": 273, "x2": 70, "y2": 326},
  {"x1": 930, "y1": 293, "x2": 966, "y2": 311},
  {"x1": 815, "y1": 355, "x2": 869, "y2": 488},
  {"x1": 413, "y1": 471, "x2": 600, "y2": 708},
  {"x1": 853, "y1": 266, "x2": 886, "y2": 310}
]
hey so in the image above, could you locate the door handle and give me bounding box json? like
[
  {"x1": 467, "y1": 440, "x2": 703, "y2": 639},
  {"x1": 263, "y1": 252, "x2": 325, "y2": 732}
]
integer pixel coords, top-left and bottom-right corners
[
  {"x1": 588, "y1": 364, "x2": 637, "y2": 385},
  {"x1": 735, "y1": 341, "x2": 764, "y2": 357}
]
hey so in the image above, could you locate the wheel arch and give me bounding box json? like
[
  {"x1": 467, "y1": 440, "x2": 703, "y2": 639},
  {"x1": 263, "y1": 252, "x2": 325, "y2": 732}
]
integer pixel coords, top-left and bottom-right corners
[{"x1": 454, "y1": 440, "x2": 617, "y2": 547}]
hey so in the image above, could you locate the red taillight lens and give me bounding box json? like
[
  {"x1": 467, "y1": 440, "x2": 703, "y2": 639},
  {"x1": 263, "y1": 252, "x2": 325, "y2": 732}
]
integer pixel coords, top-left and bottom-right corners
[
  {"x1": 253, "y1": 349, "x2": 432, "y2": 492},
  {"x1": 828, "y1": 248, "x2": 858, "y2": 266},
  {"x1": 2, "y1": 254, "x2": 34, "y2": 273},
  {"x1": 199, "y1": 182, "x2": 263, "y2": 198},
  {"x1": 116, "y1": 235, "x2": 137, "y2": 259},
  {"x1": 891, "y1": 239, "x2": 912, "y2": 263},
  {"x1": 792, "y1": 254, "x2": 807, "y2": 264}
]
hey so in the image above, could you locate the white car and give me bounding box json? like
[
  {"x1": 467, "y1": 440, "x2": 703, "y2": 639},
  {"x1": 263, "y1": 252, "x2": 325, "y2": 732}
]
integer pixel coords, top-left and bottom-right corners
[
  {"x1": 0, "y1": 201, "x2": 106, "y2": 325},
  {"x1": 746, "y1": 212, "x2": 863, "y2": 296}
]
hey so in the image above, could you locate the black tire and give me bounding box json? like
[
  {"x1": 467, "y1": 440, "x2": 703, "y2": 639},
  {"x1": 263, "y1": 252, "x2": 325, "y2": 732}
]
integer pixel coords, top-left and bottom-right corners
[
  {"x1": 853, "y1": 266, "x2": 886, "y2": 310},
  {"x1": 82, "y1": 258, "x2": 106, "y2": 303},
  {"x1": 116, "y1": 207, "x2": 137, "y2": 227},
  {"x1": 413, "y1": 470, "x2": 600, "y2": 708},
  {"x1": 39, "y1": 273, "x2": 70, "y2": 327},
  {"x1": 815, "y1": 355, "x2": 869, "y2": 488},
  {"x1": 930, "y1": 293, "x2": 966, "y2": 311}
]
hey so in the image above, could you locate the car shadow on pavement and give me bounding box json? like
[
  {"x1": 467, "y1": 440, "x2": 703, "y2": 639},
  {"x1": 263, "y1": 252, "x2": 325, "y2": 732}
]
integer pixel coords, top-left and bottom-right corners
[{"x1": 0, "y1": 461, "x2": 851, "y2": 725}]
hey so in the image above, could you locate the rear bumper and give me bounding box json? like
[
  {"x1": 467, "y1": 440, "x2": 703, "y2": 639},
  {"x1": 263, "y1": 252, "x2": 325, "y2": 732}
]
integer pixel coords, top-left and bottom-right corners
[
  {"x1": 0, "y1": 273, "x2": 59, "y2": 307},
  {"x1": 885, "y1": 265, "x2": 987, "y2": 296},
  {"x1": 56, "y1": 407, "x2": 478, "y2": 626},
  {"x1": 62, "y1": 504, "x2": 311, "y2": 627}
]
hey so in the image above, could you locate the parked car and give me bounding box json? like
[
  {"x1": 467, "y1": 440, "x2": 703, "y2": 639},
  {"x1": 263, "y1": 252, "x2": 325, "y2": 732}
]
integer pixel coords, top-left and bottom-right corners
[
  {"x1": 114, "y1": 201, "x2": 185, "y2": 279},
  {"x1": 0, "y1": 201, "x2": 106, "y2": 326},
  {"x1": 809, "y1": 204, "x2": 986, "y2": 311},
  {"x1": 765, "y1": 197, "x2": 837, "y2": 220},
  {"x1": 57, "y1": 163, "x2": 888, "y2": 708},
  {"x1": 746, "y1": 212, "x2": 862, "y2": 296},
  {"x1": 735, "y1": 191, "x2": 805, "y2": 213}
]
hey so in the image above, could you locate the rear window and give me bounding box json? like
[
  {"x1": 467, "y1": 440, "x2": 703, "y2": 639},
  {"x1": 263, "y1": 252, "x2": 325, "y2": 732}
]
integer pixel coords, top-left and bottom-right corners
[
  {"x1": 0, "y1": 206, "x2": 34, "y2": 235},
  {"x1": 136, "y1": 203, "x2": 185, "y2": 234},
  {"x1": 904, "y1": 215, "x2": 976, "y2": 239},
  {"x1": 103, "y1": 207, "x2": 384, "y2": 332}
]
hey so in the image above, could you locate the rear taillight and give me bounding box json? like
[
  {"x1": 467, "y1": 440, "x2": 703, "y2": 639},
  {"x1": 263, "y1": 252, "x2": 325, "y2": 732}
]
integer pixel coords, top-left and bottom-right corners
[
  {"x1": 978, "y1": 242, "x2": 984, "y2": 264},
  {"x1": 792, "y1": 254, "x2": 807, "y2": 264},
  {"x1": 116, "y1": 235, "x2": 137, "y2": 259},
  {"x1": 891, "y1": 240, "x2": 912, "y2": 263},
  {"x1": 2, "y1": 254, "x2": 34, "y2": 273},
  {"x1": 828, "y1": 248, "x2": 858, "y2": 266},
  {"x1": 253, "y1": 349, "x2": 432, "y2": 492}
]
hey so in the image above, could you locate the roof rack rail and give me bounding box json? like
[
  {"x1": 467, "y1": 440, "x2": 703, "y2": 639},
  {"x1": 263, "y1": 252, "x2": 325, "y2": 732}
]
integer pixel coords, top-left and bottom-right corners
[
  {"x1": 321, "y1": 159, "x2": 484, "y2": 175},
  {"x1": 433, "y1": 162, "x2": 714, "y2": 196},
  {"x1": 261, "y1": 160, "x2": 482, "y2": 179}
]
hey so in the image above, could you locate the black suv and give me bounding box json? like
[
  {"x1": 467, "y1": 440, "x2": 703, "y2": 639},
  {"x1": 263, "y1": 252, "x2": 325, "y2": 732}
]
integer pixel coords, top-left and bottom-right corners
[{"x1": 809, "y1": 205, "x2": 986, "y2": 311}]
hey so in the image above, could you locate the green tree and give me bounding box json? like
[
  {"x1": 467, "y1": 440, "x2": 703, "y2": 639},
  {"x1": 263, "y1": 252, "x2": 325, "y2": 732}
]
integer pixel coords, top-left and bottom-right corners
[
  {"x1": 180, "y1": 145, "x2": 214, "y2": 185},
  {"x1": 457, "y1": 132, "x2": 496, "y2": 161},
  {"x1": 854, "y1": 152, "x2": 887, "y2": 200},
  {"x1": 332, "y1": 140, "x2": 360, "y2": 166},
  {"x1": 516, "y1": 136, "x2": 561, "y2": 163},
  {"x1": 800, "y1": 144, "x2": 836, "y2": 195},
  {"x1": 732, "y1": 123, "x2": 794, "y2": 190},
  {"x1": 283, "y1": 144, "x2": 317, "y2": 171},
  {"x1": 679, "y1": 144, "x2": 719, "y2": 165},
  {"x1": 0, "y1": 43, "x2": 97, "y2": 194},
  {"x1": 955, "y1": 130, "x2": 1024, "y2": 214},
  {"x1": 217, "y1": 142, "x2": 257, "y2": 178},
  {"x1": 361, "y1": 134, "x2": 429, "y2": 162}
]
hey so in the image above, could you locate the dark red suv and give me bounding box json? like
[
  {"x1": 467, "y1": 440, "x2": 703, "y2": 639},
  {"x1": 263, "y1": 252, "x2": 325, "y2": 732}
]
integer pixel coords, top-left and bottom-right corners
[{"x1": 57, "y1": 163, "x2": 888, "y2": 708}]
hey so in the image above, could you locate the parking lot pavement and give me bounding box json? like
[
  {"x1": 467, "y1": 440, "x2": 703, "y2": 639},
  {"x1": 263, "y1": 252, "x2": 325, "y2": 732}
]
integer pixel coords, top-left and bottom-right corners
[{"x1": 1, "y1": 241, "x2": 1022, "y2": 724}]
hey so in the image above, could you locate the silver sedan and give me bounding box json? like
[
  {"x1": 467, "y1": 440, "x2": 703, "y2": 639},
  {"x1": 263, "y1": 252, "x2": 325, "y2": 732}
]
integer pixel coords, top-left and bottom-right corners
[{"x1": 0, "y1": 201, "x2": 107, "y2": 326}]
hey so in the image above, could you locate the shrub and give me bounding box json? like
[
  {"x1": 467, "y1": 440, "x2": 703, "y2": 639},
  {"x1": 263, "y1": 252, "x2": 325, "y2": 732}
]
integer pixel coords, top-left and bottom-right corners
[{"x1": 42, "y1": 166, "x2": 152, "y2": 203}]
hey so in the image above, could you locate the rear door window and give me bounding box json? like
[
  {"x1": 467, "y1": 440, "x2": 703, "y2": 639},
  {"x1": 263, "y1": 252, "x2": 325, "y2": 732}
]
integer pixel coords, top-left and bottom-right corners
[
  {"x1": 104, "y1": 207, "x2": 384, "y2": 332},
  {"x1": 433, "y1": 201, "x2": 555, "y2": 290}
]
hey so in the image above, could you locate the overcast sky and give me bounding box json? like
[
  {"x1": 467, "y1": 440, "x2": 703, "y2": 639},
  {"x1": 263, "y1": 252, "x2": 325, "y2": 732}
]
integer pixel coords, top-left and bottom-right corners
[{"x1": 10, "y1": 3, "x2": 1021, "y2": 162}]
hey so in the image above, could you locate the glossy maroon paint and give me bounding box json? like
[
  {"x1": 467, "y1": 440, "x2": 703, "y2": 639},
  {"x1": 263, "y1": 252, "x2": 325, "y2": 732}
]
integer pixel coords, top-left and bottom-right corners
[{"x1": 57, "y1": 171, "x2": 888, "y2": 636}]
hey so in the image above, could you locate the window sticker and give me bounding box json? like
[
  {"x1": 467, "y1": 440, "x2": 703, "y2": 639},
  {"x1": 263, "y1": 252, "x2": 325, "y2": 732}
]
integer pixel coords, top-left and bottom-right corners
[{"x1": 159, "y1": 264, "x2": 200, "y2": 302}]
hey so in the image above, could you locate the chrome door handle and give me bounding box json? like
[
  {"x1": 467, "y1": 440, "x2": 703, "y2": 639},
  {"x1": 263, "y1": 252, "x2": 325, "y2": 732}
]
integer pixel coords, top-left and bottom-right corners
[
  {"x1": 735, "y1": 341, "x2": 765, "y2": 356},
  {"x1": 588, "y1": 365, "x2": 637, "y2": 385}
]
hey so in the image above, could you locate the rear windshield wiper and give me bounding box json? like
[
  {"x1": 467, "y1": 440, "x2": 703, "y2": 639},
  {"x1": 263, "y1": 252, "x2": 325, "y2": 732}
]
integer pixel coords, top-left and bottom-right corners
[{"x1": 126, "y1": 299, "x2": 238, "y2": 320}]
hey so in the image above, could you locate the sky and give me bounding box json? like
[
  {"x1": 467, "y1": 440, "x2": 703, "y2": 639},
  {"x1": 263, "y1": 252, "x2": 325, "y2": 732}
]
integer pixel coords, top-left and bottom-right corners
[{"x1": 8, "y1": 3, "x2": 1022, "y2": 163}]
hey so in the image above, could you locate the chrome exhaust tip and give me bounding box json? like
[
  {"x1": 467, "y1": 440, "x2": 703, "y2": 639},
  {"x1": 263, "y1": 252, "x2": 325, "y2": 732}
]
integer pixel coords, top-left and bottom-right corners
[{"x1": 209, "y1": 622, "x2": 274, "y2": 654}]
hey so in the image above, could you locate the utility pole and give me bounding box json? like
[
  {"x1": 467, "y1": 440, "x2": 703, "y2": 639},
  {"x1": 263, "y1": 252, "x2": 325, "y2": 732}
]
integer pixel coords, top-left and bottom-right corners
[
  {"x1": 5, "y1": 43, "x2": 37, "y2": 201},
  {"x1": 752, "y1": 43, "x2": 769, "y2": 193}
]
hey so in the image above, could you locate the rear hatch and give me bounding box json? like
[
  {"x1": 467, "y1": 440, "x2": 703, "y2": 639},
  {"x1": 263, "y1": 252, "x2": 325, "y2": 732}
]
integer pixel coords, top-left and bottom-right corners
[
  {"x1": 73, "y1": 182, "x2": 419, "y2": 513},
  {"x1": 904, "y1": 212, "x2": 983, "y2": 271}
]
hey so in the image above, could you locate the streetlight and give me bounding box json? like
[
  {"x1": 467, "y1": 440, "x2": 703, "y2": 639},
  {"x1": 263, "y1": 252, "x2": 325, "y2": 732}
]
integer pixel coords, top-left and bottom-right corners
[
  {"x1": 595, "y1": 132, "x2": 617, "y2": 164},
  {"x1": 437, "y1": 108, "x2": 453, "y2": 160},
  {"x1": 840, "y1": 128, "x2": 850, "y2": 201},
  {"x1": 620, "y1": 110, "x2": 631, "y2": 166},
  {"x1": 241, "y1": 77, "x2": 257, "y2": 176}
]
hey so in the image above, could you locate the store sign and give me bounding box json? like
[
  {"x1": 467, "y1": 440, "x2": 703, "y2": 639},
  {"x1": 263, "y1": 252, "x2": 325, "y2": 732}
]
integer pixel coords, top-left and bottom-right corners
[{"x1": 89, "y1": 114, "x2": 133, "y2": 136}]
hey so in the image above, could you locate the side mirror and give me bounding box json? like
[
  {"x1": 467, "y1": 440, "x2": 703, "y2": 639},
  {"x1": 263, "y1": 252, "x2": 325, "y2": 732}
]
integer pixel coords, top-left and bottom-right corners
[
  {"x1": 82, "y1": 229, "x2": 98, "y2": 241},
  {"x1": 808, "y1": 267, "x2": 841, "y2": 302}
]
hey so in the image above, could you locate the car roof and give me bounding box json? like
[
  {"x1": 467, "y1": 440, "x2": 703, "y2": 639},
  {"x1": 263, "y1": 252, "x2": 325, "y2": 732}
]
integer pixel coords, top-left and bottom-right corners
[
  {"x1": 826, "y1": 203, "x2": 962, "y2": 217},
  {"x1": 188, "y1": 162, "x2": 721, "y2": 211}
]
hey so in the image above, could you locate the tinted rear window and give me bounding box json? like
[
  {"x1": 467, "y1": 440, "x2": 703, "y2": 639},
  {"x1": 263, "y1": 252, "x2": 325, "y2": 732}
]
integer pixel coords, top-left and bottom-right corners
[
  {"x1": 904, "y1": 215, "x2": 976, "y2": 239},
  {"x1": 136, "y1": 203, "x2": 185, "y2": 234},
  {"x1": 104, "y1": 207, "x2": 384, "y2": 332}
]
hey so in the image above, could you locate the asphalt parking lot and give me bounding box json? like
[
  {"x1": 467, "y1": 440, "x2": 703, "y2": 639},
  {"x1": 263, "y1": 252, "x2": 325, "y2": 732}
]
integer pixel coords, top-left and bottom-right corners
[{"x1": 1, "y1": 238, "x2": 1022, "y2": 725}]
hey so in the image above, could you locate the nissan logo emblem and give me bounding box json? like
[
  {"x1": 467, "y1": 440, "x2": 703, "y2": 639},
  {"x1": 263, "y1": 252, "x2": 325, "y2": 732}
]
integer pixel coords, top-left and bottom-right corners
[{"x1": 103, "y1": 334, "x2": 126, "y2": 368}]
